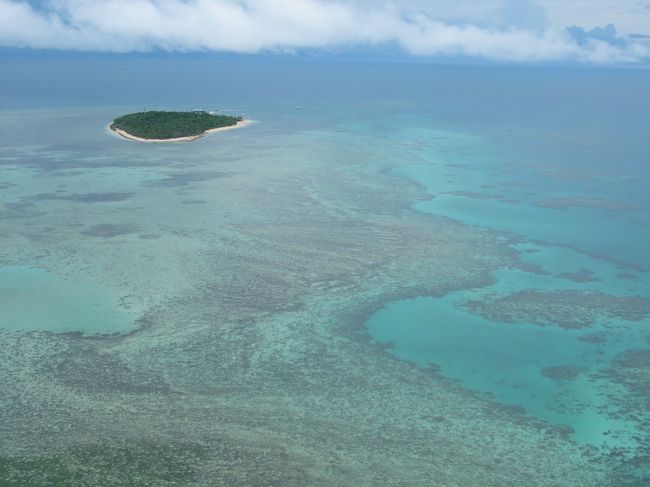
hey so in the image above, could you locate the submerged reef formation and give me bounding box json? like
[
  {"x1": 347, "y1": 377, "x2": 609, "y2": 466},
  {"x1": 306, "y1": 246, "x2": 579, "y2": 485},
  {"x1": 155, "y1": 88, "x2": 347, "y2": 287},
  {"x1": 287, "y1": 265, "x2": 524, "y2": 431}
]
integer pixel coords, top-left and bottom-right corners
[
  {"x1": 0, "y1": 441, "x2": 208, "y2": 487},
  {"x1": 462, "y1": 290, "x2": 650, "y2": 329},
  {"x1": 594, "y1": 349, "x2": 650, "y2": 479},
  {"x1": 0, "y1": 108, "x2": 639, "y2": 486},
  {"x1": 615, "y1": 349, "x2": 650, "y2": 369}
]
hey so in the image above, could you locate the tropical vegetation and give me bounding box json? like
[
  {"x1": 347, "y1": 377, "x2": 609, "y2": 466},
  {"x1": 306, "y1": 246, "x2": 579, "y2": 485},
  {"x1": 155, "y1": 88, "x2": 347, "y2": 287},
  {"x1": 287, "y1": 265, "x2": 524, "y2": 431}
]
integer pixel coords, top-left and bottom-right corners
[{"x1": 111, "y1": 111, "x2": 242, "y2": 139}]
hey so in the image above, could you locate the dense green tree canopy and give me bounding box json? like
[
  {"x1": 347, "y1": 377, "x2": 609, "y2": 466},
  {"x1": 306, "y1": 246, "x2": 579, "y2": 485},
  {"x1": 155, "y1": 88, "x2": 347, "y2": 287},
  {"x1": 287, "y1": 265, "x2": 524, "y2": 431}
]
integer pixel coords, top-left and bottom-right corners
[{"x1": 111, "y1": 111, "x2": 242, "y2": 139}]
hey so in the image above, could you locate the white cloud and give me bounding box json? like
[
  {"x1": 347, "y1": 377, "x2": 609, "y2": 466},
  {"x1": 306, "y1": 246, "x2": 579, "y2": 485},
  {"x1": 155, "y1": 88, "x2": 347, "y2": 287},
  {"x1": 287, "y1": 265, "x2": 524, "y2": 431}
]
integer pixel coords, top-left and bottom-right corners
[
  {"x1": 0, "y1": 0, "x2": 648, "y2": 63},
  {"x1": 540, "y1": 0, "x2": 650, "y2": 35}
]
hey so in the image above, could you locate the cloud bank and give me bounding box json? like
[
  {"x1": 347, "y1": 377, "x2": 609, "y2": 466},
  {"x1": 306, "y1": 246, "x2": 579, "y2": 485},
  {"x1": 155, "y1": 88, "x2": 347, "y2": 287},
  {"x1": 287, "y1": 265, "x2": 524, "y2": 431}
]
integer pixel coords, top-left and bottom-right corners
[{"x1": 1, "y1": 0, "x2": 649, "y2": 63}]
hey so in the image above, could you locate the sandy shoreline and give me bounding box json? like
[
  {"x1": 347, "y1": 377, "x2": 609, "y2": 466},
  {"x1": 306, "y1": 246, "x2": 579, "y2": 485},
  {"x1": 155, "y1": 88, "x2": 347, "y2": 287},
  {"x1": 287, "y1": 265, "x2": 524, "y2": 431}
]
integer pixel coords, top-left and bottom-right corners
[{"x1": 109, "y1": 119, "x2": 251, "y2": 143}]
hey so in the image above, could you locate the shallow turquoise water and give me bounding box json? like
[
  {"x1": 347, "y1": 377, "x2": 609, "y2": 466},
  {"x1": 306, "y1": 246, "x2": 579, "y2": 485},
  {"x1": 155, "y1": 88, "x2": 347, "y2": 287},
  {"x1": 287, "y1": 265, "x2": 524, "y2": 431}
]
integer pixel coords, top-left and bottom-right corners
[
  {"x1": 366, "y1": 272, "x2": 645, "y2": 449},
  {"x1": 0, "y1": 266, "x2": 135, "y2": 335}
]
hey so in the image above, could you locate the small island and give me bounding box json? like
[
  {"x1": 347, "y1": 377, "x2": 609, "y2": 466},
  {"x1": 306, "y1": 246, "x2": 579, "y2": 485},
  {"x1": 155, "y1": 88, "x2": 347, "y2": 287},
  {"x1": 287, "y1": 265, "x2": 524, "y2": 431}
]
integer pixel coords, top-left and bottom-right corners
[{"x1": 110, "y1": 110, "x2": 248, "y2": 142}]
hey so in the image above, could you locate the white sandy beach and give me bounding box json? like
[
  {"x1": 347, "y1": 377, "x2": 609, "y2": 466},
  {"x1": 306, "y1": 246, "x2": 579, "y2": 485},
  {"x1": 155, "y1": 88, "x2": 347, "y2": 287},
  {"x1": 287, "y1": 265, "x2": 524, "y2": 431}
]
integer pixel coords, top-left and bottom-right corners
[{"x1": 109, "y1": 118, "x2": 251, "y2": 143}]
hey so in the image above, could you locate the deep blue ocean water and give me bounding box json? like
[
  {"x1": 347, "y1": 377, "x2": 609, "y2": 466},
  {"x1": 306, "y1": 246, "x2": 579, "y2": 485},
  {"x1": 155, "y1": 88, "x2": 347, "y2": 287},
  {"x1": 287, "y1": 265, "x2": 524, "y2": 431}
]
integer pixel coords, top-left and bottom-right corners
[{"x1": 1, "y1": 52, "x2": 649, "y2": 483}]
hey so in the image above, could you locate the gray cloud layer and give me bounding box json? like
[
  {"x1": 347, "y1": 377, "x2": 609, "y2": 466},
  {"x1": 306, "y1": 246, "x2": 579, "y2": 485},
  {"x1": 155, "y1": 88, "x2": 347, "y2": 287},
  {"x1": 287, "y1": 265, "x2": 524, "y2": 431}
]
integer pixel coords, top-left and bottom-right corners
[{"x1": 1, "y1": 0, "x2": 649, "y2": 63}]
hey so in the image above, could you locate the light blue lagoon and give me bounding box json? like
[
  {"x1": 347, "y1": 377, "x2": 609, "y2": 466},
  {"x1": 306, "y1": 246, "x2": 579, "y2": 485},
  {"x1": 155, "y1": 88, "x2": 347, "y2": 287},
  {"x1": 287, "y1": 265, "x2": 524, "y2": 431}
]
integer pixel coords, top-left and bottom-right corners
[{"x1": 362, "y1": 103, "x2": 650, "y2": 461}]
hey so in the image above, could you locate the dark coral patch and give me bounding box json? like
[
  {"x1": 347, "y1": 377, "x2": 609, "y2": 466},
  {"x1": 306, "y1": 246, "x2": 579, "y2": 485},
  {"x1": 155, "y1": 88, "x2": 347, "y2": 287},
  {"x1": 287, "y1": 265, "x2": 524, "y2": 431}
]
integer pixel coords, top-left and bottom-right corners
[
  {"x1": 0, "y1": 202, "x2": 45, "y2": 219},
  {"x1": 144, "y1": 171, "x2": 232, "y2": 188},
  {"x1": 533, "y1": 197, "x2": 633, "y2": 211},
  {"x1": 29, "y1": 192, "x2": 134, "y2": 203},
  {"x1": 615, "y1": 272, "x2": 639, "y2": 281},
  {"x1": 577, "y1": 333, "x2": 608, "y2": 345},
  {"x1": 556, "y1": 267, "x2": 601, "y2": 283},
  {"x1": 81, "y1": 224, "x2": 139, "y2": 238},
  {"x1": 540, "y1": 366, "x2": 581, "y2": 381}
]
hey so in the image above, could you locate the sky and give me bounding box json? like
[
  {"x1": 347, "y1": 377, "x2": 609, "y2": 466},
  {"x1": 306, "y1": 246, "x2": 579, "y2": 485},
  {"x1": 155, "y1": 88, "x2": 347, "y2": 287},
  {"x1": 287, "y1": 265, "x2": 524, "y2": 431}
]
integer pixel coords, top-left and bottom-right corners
[{"x1": 1, "y1": 0, "x2": 649, "y2": 63}]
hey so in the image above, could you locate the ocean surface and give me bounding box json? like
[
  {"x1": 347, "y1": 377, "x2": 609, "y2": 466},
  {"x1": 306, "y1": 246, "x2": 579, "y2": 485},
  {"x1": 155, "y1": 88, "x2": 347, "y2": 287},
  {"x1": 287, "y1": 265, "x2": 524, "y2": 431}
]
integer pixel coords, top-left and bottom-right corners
[{"x1": 1, "y1": 52, "x2": 649, "y2": 485}]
